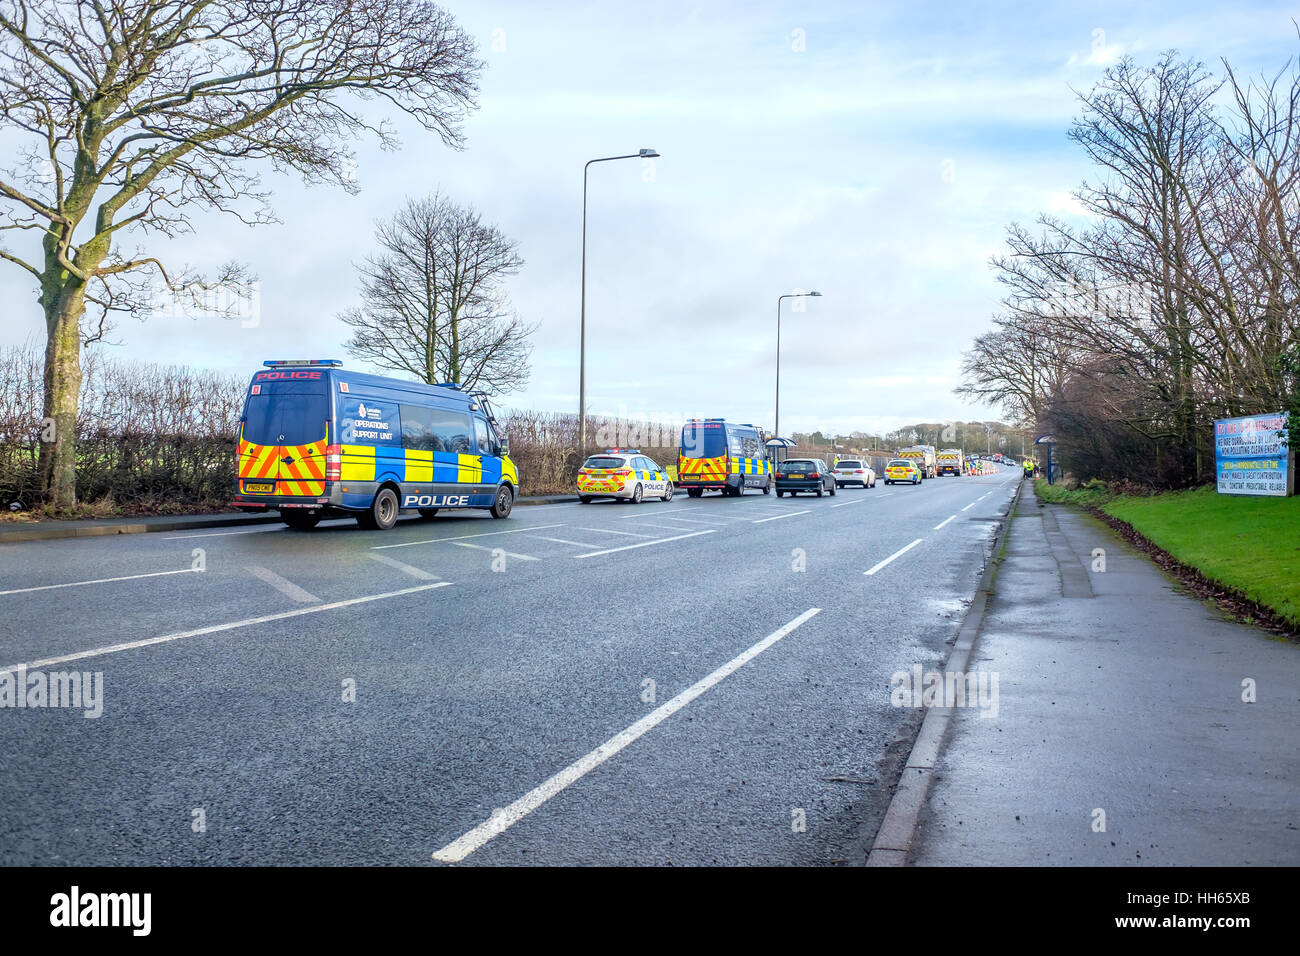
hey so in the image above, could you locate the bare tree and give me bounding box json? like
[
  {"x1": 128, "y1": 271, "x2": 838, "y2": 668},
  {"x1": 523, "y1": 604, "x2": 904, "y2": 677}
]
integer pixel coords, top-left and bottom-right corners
[
  {"x1": 340, "y1": 192, "x2": 534, "y2": 396},
  {"x1": 0, "y1": 0, "x2": 483, "y2": 506}
]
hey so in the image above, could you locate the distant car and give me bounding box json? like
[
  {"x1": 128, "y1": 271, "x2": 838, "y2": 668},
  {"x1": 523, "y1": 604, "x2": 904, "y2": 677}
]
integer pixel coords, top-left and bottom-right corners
[
  {"x1": 832, "y1": 459, "x2": 877, "y2": 488},
  {"x1": 775, "y1": 458, "x2": 836, "y2": 497},
  {"x1": 577, "y1": 450, "x2": 673, "y2": 503},
  {"x1": 884, "y1": 458, "x2": 921, "y2": 485}
]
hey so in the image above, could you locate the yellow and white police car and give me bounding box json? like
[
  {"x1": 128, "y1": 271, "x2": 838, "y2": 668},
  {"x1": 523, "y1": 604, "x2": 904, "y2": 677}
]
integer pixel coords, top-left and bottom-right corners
[{"x1": 577, "y1": 450, "x2": 674, "y2": 504}]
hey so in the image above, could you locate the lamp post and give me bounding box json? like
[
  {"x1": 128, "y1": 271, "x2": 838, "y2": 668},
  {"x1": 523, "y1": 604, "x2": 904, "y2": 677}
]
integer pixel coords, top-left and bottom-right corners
[
  {"x1": 579, "y1": 148, "x2": 659, "y2": 458},
  {"x1": 775, "y1": 291, "x2": 821, "y2": 439}
]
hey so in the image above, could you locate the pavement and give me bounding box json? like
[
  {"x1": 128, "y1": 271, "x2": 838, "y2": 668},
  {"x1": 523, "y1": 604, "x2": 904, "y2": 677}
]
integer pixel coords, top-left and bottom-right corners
[
  {"x1": 0, "y1": 470, "x2": 1021, "y2": 865},
  {"x1": 907, "y1": 487, "x2": 1300, "y2": 865}
]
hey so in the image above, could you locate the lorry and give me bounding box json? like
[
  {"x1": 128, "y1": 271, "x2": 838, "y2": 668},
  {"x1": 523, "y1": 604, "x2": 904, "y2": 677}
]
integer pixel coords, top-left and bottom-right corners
[
  {"x1": 936, "y1": 448, "x2": 964, "y2": 477},
  {"x1": 897, "y1": 444, "x2": 937, "y2": 480}
]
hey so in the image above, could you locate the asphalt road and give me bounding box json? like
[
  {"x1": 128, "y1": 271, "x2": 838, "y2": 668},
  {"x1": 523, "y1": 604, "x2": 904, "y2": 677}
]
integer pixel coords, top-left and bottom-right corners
[{"x1": 0, "y1": 468, "x2": 1020, "y2": 865}]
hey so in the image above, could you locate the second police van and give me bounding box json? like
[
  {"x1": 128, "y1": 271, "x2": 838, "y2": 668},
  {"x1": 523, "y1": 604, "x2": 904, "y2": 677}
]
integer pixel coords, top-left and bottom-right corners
[
  {"x1": 676, "y1": 418, "x2": 772, "y2": 497},
  {"x1": 230, "y1": 360, "x2": 518, "y2": 530}
]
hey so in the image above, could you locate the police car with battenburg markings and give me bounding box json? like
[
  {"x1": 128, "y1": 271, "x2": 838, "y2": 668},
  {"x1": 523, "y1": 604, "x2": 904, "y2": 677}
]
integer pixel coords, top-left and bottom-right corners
[
  {"x1": 576, "y1": 449, "x2": 673, "y2": 504},
  {"x1": 230, "y1": 360, "x2": 518, "y2": 530}
]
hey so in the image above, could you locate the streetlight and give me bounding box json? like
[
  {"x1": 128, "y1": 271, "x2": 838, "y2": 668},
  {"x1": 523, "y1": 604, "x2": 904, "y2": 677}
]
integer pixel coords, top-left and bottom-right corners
[
  {"x1": 579, "y1": 148, "x2": 659, "y2": 458},
  {"x1": 775, "y1": 291, "x2": 821, "y2": 438}
]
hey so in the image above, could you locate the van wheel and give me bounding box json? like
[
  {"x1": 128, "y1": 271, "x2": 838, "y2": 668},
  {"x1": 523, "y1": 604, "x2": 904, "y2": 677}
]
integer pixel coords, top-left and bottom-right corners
[
  {"x1": 688, "y1": 488, "x2": 702, "y2": 498},
  {"x1": 762, "y1": 478, "x2": 771, "y2": 495},
  {"x1": 282, "y1": 512, "x2": 320, "y2": 531},
  {"x1": 490, "y1": 485, "x2": 514, "y2": 519},
  {"x1": 358, "y1": 487, "x2": 399, "y2": 530},
  {"x1": 418, "y1": 508, "x2": 439, "y2": 521},
  {"x1": 776, "y1": 489, "x2": 784, "y2": 497}
]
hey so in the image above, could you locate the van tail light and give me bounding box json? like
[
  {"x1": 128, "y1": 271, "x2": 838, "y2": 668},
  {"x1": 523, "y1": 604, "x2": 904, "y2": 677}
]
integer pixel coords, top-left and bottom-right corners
[{"x1": 325, "y1": 444, "x2": 342, "y2": 481}]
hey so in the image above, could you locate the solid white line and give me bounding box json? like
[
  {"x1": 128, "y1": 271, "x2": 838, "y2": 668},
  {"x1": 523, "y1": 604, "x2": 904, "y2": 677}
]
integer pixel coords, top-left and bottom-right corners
[
  {"x1": 960, "y1": 502, "x2": 976, "y2": 512},
  {"x1": 0, "y1": 567, "x2": 198, "y2": 597},
  {"x1": 753, "y1": 510, "x2": 810, "y2": 523},
  {"x1": 526, "y1": 535, "x2": 607, "y2": 547},
  {"x1": 575, "y1": 529, "x2": 715, "y2": 559},
  {"x1": 451, "y1": 542, "x2": 538, "y2": 561},
  {"x1": 372, "y1": 524, "x2": 563, "y2": 550},
  {"x1": 644, "y1": 515, "x2": 730, "y2": 526},
  {"x1": 162, "y1": 528, "x2": 281, "y2": 540},
  {"x1": 367, "y1": 553, "x2": 441, "y2": 581},
  {"x1": 577, "y1": 527, "x2": 658, "y2": 538},
  {"x1": 0, "y1": 583, "x2": 451, "y2": 677},
  {"x1": 247, "y1": 566, "x2": 320, "y2": 604},
  {"x1": 830, "y1": 498, "x2": 867, "y2": 508},
  {"x1": 864, "y1": 538, "x2": 924, "y2": 576},
  {"x1": 431, "y1": 607, "x2": 823, "y2": 862},
  {"x1": 933, "y1": 515, "x2": 957, "y2": 530}
]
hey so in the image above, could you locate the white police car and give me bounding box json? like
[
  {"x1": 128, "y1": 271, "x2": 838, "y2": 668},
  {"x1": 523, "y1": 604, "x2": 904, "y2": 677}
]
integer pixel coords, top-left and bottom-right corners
[{"x1": 577, "y1": 450, "x2": 673, "y2": 503}]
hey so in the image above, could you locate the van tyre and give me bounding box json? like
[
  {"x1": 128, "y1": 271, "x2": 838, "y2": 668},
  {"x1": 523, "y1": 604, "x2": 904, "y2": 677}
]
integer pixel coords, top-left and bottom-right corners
[
  {"x1": 490, "y1": 485, "x2": 514, "y2": 519},
  {"x1": 762, "y1": 478, "x2": 771, "y2": 495},
  {"x1": 418, "y1": 508, "x2": 439, "y2": 521},
  {"x1": 688, "y1": 488, "x2": 702, "y2": 498},
  {"x1": 282, "y1": 512, "x2": 320, "y2": 531},
  {"x1": 359, "y1": 487, "x2": 399, "y2": 530}
]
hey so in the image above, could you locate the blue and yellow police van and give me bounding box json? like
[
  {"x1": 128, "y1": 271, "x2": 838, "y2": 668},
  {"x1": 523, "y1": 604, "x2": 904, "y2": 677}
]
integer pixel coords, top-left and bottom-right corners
[
  {"x1": 230, "y1": 360, "x2": 518, "y2": 530},
  {"x1": 676, "y1": 418, "x2": 772, "y2": 497}
]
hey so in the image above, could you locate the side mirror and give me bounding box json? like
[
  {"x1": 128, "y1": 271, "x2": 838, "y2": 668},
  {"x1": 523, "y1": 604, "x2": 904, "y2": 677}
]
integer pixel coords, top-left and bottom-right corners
[{"x1": 498, "y1": 437, "x2": 510, "y2": 458}]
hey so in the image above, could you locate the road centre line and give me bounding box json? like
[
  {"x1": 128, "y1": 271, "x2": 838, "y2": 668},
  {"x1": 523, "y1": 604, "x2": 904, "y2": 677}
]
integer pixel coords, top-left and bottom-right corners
[
  {"x1": 367, "y1": 553, "x2": 441, "y2": 581},
  {"x1": 752, "y1": 510, "x2": 810, "y2": 523},
  {"x1": 451, "y1": 542, "x2": 538, "y2": 561},
  {"x1": 933, "y1": 515, "x2": 957, "y2": 530},
  {"x1": 431, "y1": 607, "x2": 823, "y2": 863},
  {"x1": 575, "y1": 529, "x2": 715, "y2": 559},
  {"x1": 247, "y1": 566, "x2": 320, "y2": 604},
  {"x1": 0, "y1": 583, "x2": 451, "y2": 677},
  {"x1": 864, "y1": 538, "x2": 924, "y2": 576},
  {"x1": 0, "y1": 567, "x2": 199, "y2": 597},
  {"x1": 960, "y1": 501, "x2": 977, "y2": 511},
  {"x1": 372, "y1": 524, "x2": 564, "y2": 550},
  {"x1": 830, "y1": 498, "x2": 867, "y2": 508}
]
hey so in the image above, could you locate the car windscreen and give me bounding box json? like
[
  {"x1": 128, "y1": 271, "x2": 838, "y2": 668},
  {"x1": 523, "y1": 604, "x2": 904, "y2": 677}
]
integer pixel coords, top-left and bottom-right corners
[
  {"x1": 680, "y1": 422, "x2": 727, "y2": 458},
  {"x1": 583, "y1": 457, "x2": 626, "y2": 469},
  {"x1": 241, "y1": 382, "x2": 329, "y2": 446}
]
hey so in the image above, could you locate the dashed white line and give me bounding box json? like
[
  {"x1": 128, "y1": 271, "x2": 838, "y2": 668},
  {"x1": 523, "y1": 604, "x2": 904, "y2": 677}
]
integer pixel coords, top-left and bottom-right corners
[
  {"x1": 372, "y1": 524, "x2": 563, "y2": 550},
  {"x1": 960, "y1": 501, "x2": 977, "y2": 512},
  {"x1": 752, "y1": 510, "x2": 810, "y2": 523},
  {"x1": 431, "y1": 607, "x2": 822, "y2": 863},
  {"x1": 367, "y1": 553, "x2": 441, "y2": 581},
  {"x1": 644, "y1": 515, "x2": 730, "y2": 526},
  {"x1": 864, "y1": 538, "x2": 924, "y2": 576},
  {"x1": 830, "y1": 498, "x2": 867, "y2": 508},
  {"x1": 577, "y1": 527, "x2": 658, "y2": 538},
  {"x1": 575, "y1": 529, "x2": 715, "y2": 559},
  {"x1": 0, "y1": 567, "x2": 199, "y2": 597},
  {"x1": 933, "y1": 515, "x2": 957, "y2": 530},
  {"x1": 0, "y1": 583, "x2": 451, "y2": 677},
  {"x1": 162, "y1": 527, "x2": 282, "y2": 540},
  {"x1": 451, "y1": 541, "x2": 538, "y2": 561},
  {"x1": 247, "y1": 566, "x2": 321, "y2": 604},
  {"x1": 525, "y1": 535, "x2": 608, "y2": 547}
]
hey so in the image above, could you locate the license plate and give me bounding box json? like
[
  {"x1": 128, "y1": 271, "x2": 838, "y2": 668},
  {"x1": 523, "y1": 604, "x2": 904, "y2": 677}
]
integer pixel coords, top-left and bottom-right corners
[{"x1": 244, "y1": 482, "x2": 274, "y2": 494}]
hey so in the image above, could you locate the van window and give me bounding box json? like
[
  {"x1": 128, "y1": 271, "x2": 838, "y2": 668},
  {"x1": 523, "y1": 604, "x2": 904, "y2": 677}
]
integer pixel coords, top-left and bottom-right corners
[
  {"x1": 242, "y1": 382, "x2": 328, "y2": 446},
  {"x1": 681, "y1": 422, "x2": 726, "y2": 458},
  {"x1": 431, "y1": 408, "x2": 473, "y2": 454},
  {"x1": 474, "y1": 417, "x2": 493, "y2": 456}
]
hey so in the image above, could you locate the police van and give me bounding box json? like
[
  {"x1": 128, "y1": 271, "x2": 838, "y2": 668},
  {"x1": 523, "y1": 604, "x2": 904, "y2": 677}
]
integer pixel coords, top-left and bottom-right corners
[
  {"x1": 231, "y1": 360, "x2": 518, "y2": 530},
  {"x1": 676, "y1": 418, "x2": 772, "y2": 497}
]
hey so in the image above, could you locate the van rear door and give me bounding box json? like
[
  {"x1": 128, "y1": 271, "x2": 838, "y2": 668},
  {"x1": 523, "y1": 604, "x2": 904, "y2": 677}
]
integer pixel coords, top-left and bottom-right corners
[{"x1": 240, "y1": 381, "x2": 329, "y2": 497}]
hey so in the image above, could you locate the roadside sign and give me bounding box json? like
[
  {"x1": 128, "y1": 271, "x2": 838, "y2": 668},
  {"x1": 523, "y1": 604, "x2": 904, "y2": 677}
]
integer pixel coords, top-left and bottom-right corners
[{"x1": 1214, "y1": 412, "x2": 1293, "y2": 496}]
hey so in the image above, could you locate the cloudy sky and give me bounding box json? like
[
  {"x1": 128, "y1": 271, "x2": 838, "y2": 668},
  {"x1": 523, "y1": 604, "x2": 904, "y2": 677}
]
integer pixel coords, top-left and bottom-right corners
[{"x1": 3, "y1": 0, "x2": 1297, "y2": 437}]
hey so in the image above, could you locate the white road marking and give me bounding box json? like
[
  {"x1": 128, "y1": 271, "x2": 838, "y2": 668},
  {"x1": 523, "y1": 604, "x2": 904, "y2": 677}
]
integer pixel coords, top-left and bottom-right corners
[
  {"x1": 619, "y1": 521, "x2": 711, "y2": 533},
  {"x1": 830, "y1": 498, "x2": 867, "y2": 508},
  {"x1": 643, "y1": 515, "x2": 730, "y2": 526},
  {"x1": 575, "y1": 529, "x2": 715, "y2": 559},
  {"x1": 247, "y1": 566, "x2": 320, "y2": 604},
  {"x1": 431, "y1": 607, "x2": 823, "y2": 863},
  {"x1": 367, "y1": 553, "x2": 441, "y2": 581},
  {"x1": 752, "y1": 510, "x2": 810, "y2": 523},
  {"x1": 372, "y1": 524, "x2": 563, "y2": 550},
  {"x1": 0, "y1": 567, "x2": 199, "y2": 597},
  {"x1": 864, "y1": 538, "x2": 924, "y2": 576},
  {"x1": 0, "y1": 583, "x2": 451, "y2": 677},
  {"x1": 525, "y1": 535, "x2": 608, "y2": 547},
  {"x1": 578, "y1": 527, "x2": 658, "y2": 538},
  {"x1": 960, "y1": 501, "x2": 977, "y2": 512},
  {"x1": 162, "y1": 527, "x2": 281, "y2": 540},
  {"x1": 933, "y1": 515, "x2": 957, "y2": 530},
  {"x1": 977, "y1": 492, "x2": 991, "y2": 501},
  {"x1": 451, "y1": 542, "x2": 538, "y2": 561}
]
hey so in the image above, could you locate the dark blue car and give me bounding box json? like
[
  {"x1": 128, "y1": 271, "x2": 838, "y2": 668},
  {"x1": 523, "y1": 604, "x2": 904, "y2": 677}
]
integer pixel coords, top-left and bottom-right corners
[{"x1": 775, "y1": 458, "x2": 836, "y2": 497}]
